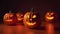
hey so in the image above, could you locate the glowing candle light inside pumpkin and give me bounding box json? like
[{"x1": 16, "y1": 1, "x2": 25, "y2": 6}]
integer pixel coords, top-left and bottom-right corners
[
  {"x1": 16, "y1": 14, "x2": 23, "y2": 21},
  {"x1": 24, "y1": 13, "x2": 36, "y2": 26},
  {"x1": 4, "y1": 13, "x2": 13, "y2": 22},
  {"x1": 45, "y1": 12, "x2": 55, "y2": 21},
  {"x1": 23, "y1": 12, "x2": 40, "y2": 28},
  {"x1": 32, "y1": 15, "x2": 36, "y2": 18},
  {"x1": 26, "y1": 22, "x2": 36, "y2": 26}
]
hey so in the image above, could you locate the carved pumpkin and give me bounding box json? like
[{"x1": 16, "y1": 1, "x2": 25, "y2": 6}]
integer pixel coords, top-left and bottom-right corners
[
  {"x1": 45, "y1": 11, "x2": 57, "y2": 22},
  {"x1": 16, "y1": 13, "x2": 23, "y2": 24},
  {"x1": 23, "y1": 12, "x2": 40, "y2": 28},
  {"x1": 3, "y1": 11, "x2": 17, "y2": 25}
]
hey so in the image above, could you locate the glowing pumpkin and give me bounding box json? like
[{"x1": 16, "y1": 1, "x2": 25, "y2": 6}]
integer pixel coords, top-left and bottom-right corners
[
  {"x1": 3, "y1": 13, "x2": 13, "y2": 24},
  {"x1": 3, "y1": 12, "x2": 17, "y2": 25},
  {"x1": 23, "y1": 12, "x2": 40, "y2": 28},
  {"x1": 16, "y1": 13, "x2": 23, "y2": 24},
  {"x1": 45, "y1": 11, "x2": 57, "y2": 22}
]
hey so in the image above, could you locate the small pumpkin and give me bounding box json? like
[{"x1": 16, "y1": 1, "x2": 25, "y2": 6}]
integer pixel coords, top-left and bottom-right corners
[
  {"x1": 45, "y1": 11, "x2": 57, "y2": 22},
  {"x1": 16, "y1": 13, "x2": 23, "y2": 24},
  {"x1": 23, "y1": 12, "x2": 40, "y2": 28}
]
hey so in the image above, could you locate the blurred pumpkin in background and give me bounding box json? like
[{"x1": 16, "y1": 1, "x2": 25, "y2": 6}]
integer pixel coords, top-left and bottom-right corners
[
  {"x1": 23, "y1": 12, "x2": 40, "y2": 28},
  {"x1": 3, "y1": 11, "x2": 17, "y2": 25},
  {"x1": 45, "y1": 11, "x2": 57, "y2": 22},
  {"x1": 16, "y1": 13, "x2": 24, "y2": 24}
]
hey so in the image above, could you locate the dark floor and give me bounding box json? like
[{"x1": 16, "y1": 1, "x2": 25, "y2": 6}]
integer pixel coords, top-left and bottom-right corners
[{"x1": 0, "y1": 23, "x2": 60, "y2": 34}]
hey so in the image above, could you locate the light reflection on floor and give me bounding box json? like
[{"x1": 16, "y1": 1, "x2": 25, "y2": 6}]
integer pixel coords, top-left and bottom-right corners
[
  {"x1": 46, "y1": 23, "x2": 54, "y2": 34},
  {"x1": 0, "y1": 24, "x2": 60, "y2": 34}
]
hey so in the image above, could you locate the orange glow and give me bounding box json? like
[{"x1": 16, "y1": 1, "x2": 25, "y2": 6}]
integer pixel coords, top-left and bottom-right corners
[
  {"x1": 45, "y1": 12, "x2": 54, "y2": 20},
  {"x1": 3, "y1": 26, "x2": 13, "y2": 34},
  {"x1": 32, "y1": 15, "x2": 36, "y2": 18},
  {"x1": 27, "y1": 15, "x2": 30, "y2": 18},
  {"x1": 46, "y1": 23, "x2": 54, "y2": 34},
  {"x1": 26, "y1": 22, "x2": 36, "y2": 26},
  {"x1": 3, "y1": 13, "x2": 14, "y2": 24},
  {"x1": 16, "y1": 14, "x2": 23, "y2": 21},
  {"x1": 30, "y1": 19, "x2": 32, "y2": 21},
  {"x1": 16, "y1": 25, "x2": 24, "y2": 34},
  {"x1": 5, "y1": 13, "x2": 13, "y2": 17},
  {"x1": 24, "y1": 12, "x2": 36, "y2": 26},
  {"x1": 23, "y1": 12, "x2": 39, "y2": 28},
  {"x1": 26, "y1": 31, "x2": 35, "y2": 34},
  {"x1": 46, "y1": 17, "x2": 54, "y2": 20},
  {"x1": 9, "y1": 14, "x2": 13, "y2": 17},
  {"x1": 17, "y1": 18, "x2": 23, "y2": 21},
  {"x1": 5, "y1": 19, "x2": 12, "y2": 22},
  {"x1": 21, "y1": 14, "x2": 23, "y2": 16},
  {"x1": 4, "y1": 13, "x2": 13, "y2": 20}
]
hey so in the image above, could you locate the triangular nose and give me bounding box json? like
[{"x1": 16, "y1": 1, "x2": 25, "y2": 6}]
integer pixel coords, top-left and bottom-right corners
[{"x1": 30, "y1": 19, "x2": 32, "y2": 21}]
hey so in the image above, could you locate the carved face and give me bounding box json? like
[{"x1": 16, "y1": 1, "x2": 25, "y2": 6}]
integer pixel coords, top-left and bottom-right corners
[
  {"x1": 4, "y1": 13, "x2": 20, "y2": 25},
  {"x1": 45, "y1": 12, "x2": 56, "y2": 21},
  {"x1": 46, "y1": 12, "x2": 55, "y2": 20},
  {"x1": 4, "y1": 13, "x2": 13, "y2": 22},
  {"x1": 16, "y1": 13, "x2": 23, "y2": 21},
  {"x1": 24, "y1": 12, "x2": 40, "y2": 28}
]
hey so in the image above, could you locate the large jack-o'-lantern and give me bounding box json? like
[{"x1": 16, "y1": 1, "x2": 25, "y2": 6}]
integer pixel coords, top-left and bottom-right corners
[
  {"x1": 16, "y1": 13, "x2": 23, "y2": 24},
  {"x1": 23, "y1": 12, "x2": 40, "y2": 28},
  {"x1": 3, "y1": 11, "x2": 17, "y2": 25},
  {"x1": 45, "y1": 11, "x2": 57, "y2": 22}
]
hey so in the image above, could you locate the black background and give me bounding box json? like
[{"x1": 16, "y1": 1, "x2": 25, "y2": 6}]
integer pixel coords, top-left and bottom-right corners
[{"x1": 0, "y1": 0, "x2": 60, "y2": 23}]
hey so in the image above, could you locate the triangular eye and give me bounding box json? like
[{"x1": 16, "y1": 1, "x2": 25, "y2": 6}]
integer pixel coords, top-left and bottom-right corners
[
  {"x1": 46, "y1": 12, "x2": 54, "y2": 16},
  {"x1": 27, "y1": 15, "x2": 30, "y2": 18},
  {"x1": 51, "y1": 12, "x2": 54, "y2": 15},
  {"x1": 10, "y1": 14, "x2": 13, "y2": 17},
  {"x1": 32, "y1": 15, "x2": 36, "y2": 18},
  {"x1": 47, "y1": 13, "x2": 49, "y2": 15}
]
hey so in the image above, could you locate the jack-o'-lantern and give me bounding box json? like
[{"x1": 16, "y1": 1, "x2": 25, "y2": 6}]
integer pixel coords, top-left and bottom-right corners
[
  {"x1": 3, "y1": 11, "x2": 17, "y2": 25},
  {"x1": 23, "y1": 12, "x2": 40, "y2": 28},
  {"x1": 16, "y1": 13, "x2": 23, "y2": 24},
  {"x1": 45, "y1": 11, "x2": 57, "y2": 22}
]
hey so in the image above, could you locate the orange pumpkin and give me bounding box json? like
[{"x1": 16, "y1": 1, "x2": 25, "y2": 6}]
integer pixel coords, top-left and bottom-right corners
[
  {"x1": 3, "y1": 11, "x2": 17, "y2": 25},
  {"x1": 16, "y1": 13, "x2": 23, "y2": 24},
  {"x1": 45, "y1": 11, "x2": 57, "y2": 22},
  {"x1": 23, "y1": 12, "x2": 40, "y2": 28}
]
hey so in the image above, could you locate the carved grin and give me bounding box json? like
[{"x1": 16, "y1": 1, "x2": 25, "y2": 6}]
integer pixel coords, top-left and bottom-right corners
[
  {"x1": 26, "y1": 22, "x2": 36, "y2": 25},
  {"x1": 46, "y1": 16, "x2": 54, "y2": 20}
]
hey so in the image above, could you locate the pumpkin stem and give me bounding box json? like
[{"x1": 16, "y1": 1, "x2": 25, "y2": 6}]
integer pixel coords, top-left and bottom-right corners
[
  {"x1": 30, "y1": 8, "x2": 33, "y2": 18},
  {"x1": 9, "y1": 10, "x2": 12, "y2": 13}
]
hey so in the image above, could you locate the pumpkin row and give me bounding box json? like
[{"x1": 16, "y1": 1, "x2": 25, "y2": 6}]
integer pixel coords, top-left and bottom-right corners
[{"x1": 3, "y1": 11, "x2": 58, "y2": 28}]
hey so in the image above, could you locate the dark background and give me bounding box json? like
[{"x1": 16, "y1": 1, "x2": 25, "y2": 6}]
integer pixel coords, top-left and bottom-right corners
[{"x1": 0, "y1": 0, "x2": 60, "y2": 24}]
